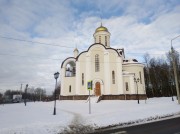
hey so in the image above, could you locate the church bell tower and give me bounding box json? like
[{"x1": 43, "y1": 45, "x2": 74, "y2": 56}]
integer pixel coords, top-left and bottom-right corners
[{"x1": 93, "y1": 23, "x2": 111, "y2": 47}]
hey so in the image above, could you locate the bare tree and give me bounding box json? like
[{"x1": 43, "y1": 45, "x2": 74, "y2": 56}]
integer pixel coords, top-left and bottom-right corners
[
  {"x1": 143, "y1": 53, "x2": 154, "y2": 97},
  {"x1": 34, "y1": 88, "x2": 46, "y2": 101}
]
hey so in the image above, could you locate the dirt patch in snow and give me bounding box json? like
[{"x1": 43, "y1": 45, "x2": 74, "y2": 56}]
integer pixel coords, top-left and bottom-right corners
[{"x1": 59, "y1": 113, "x2": 95, "y2": 134}]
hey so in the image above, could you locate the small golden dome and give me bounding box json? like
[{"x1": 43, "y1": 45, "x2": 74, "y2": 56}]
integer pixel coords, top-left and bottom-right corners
[{"x1": 95, "y1": 25, "x2": 109, "y2": 33}]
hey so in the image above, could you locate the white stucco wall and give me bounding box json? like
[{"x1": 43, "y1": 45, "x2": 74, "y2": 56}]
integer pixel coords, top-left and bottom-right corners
[{"x1": 123, "y1": 64, "x2": 145, "y2": 94}]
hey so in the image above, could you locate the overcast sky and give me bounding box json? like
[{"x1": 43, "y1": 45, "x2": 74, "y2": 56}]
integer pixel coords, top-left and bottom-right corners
[{"x1": 0, "y1": 0, "x2": 179, "y2": 94}]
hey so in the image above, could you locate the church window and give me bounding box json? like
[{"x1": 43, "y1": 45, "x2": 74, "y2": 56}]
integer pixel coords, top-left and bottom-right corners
[
  {"x1": 99, "y1": 36, "x2": 101, "y2": 43},
  {"x1": 105, "y1": 36, "x2": 107, "y2": 46},
  {"x1": 125, "y1": 82, "x2": 129, "y2": 91},
  {"x1": 65, "y1": 62, "x2": 76, "y2": 77},
  {"x1": 95, "y1": 54, "x2": 100, "y2": 72},
  {"x1": 139, "y1": 71, "x2": 142, "y2": 84},
  {"x1": 69, "y1": 85, "x2": 71, "y2": 92},
  {"x1": 82, "y1": 73, "x2": 84, "y2": 85},
  {"x1": 112, "y1": 71, "x2": 115, "y2": 84}
]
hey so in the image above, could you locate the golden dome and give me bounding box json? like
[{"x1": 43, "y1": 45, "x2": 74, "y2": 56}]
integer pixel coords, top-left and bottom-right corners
[{"x1": 95, "y1": 25, "x2": 109, "y2": 33}]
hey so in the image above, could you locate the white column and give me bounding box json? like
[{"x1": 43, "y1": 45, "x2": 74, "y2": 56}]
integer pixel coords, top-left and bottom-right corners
[
  {"x1": 75, "y1": 61, "x2": 80, "y2": 95},
  {"x1": 60, "y1": 67, "x2": 65, "y2": 95},
  {"x1": 130, "y1": 75, "x2": 135, "y2": 94},
  {"x1": 104, "y1": 51, "x2": 110, "y2": 94},
  {"x1": 116, "y1": 57, "x2": 123, "y2": 94},
  {"x1": 85, "y1": 53, "x2": 92, "y2": 95}
]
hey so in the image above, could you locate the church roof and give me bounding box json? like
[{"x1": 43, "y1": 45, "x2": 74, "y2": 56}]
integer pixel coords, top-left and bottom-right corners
[{"x1": 76, "y1": 43, "x2": 121, "y2": 61}]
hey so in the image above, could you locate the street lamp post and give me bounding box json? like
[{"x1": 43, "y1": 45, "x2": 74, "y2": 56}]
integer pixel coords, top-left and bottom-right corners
[
  {"x1": 134, "y1": 77, "x2": 140, "y2": 104},
  {"x1": 171, "y1": 35, "x2": 180, "y2": 104},
  {"x1": 24, "y1": 84, "x2": 28, "y2": 106},
  {"x1": 53, "y1": 72, "x2": 59, "y2": 115}
]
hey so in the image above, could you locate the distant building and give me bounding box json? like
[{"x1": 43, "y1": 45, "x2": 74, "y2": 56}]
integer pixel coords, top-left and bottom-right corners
[{"x1": 60, "y1": 24, "x2": 146, "y2": 100}]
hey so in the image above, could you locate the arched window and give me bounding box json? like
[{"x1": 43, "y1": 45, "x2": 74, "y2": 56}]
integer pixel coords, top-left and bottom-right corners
[
  {"x1": 125, "y1": 82, "x2": 129, "y2": 91},
  {"x1": 65, "y1": 61, "x2": 76, "y2": 77},
  {"x1": 95, "y1": 54, "x2": 100, "y2": 72},
  {"x1": 105, "y1": 36, "x2": 107, "y2": 46},
  {"x1": 99, "y1": 36, "x2": 101, "y2": 43},
  {"x1": 69, "y1": 85, "x2": 71, "y2": 92},
  {"x1": 112, "y1": 71, "x2": 115, "y2": 84},
  {"x1": 82, "y1": 73, "x2": 84, "y2": 85}
]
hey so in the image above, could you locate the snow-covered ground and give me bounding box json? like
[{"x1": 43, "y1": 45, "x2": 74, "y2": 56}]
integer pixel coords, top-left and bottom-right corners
[{"x1": 0, "y1": 97, "x2": 180, "y2": 134}]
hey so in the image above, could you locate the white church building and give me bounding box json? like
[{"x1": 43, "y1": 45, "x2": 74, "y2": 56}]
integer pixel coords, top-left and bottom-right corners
[{"x1": 60, "y1": 24, "x2": 146, "y2": 100}]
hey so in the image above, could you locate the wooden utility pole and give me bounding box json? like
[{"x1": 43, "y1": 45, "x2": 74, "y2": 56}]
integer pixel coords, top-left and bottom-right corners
[{"x1": 171, "y1": 35, "x2": 180, "y2": 104}]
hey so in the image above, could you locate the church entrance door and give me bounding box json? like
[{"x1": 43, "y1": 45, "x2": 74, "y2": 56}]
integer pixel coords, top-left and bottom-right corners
[{"x1": 95, "y1": 82, "x2": 101, "y2": 96}]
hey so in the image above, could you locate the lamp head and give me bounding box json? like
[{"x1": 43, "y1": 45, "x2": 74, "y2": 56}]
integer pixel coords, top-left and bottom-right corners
[{"x1": 54, "y1": 72, "x2": 59, "y2": 79}]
